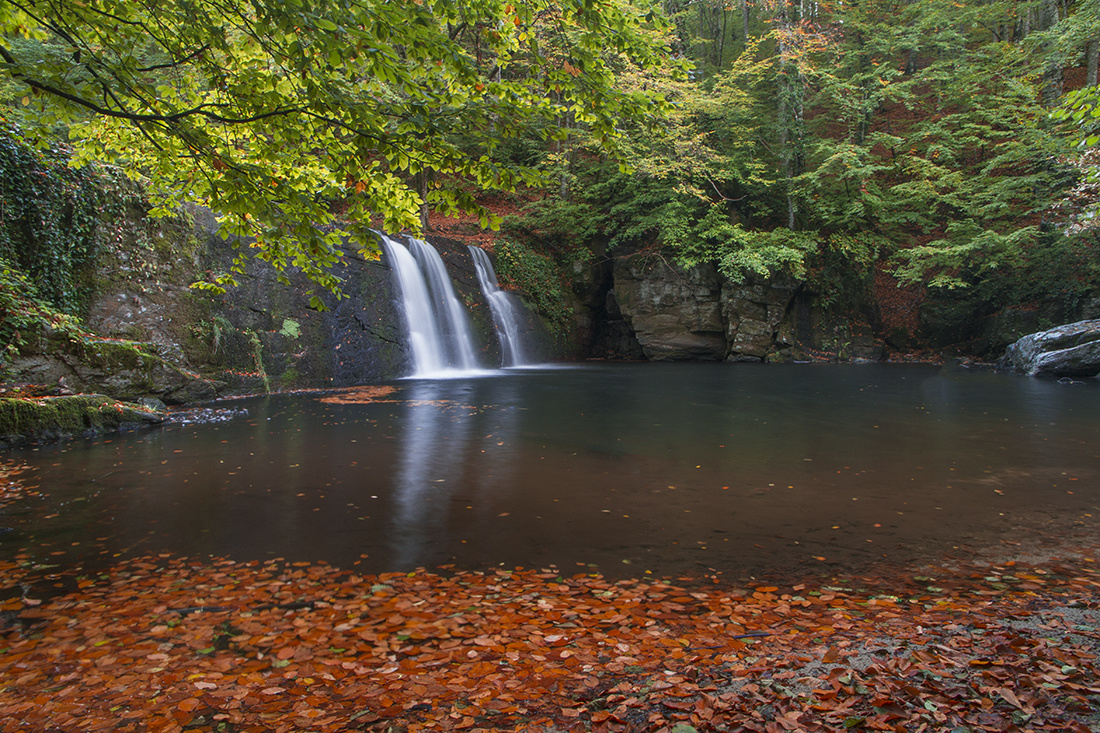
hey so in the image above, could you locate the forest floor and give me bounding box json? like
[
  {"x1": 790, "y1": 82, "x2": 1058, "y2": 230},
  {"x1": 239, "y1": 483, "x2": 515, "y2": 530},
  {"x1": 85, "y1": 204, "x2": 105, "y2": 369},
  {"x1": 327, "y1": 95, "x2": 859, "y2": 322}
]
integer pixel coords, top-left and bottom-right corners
[
  {"x1": 2, "y1": 454, "x2": 1100, "y2": 732},
  {"x1": 2, "y1": 532, "x2": 1099, "y2": 733}
]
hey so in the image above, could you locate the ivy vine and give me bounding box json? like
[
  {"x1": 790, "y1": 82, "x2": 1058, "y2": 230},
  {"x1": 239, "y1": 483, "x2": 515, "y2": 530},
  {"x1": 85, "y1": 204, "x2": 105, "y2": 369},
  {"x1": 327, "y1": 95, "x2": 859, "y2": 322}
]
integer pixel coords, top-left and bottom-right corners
[{"x1": 0, "y1": 123, "x2": 103, "y2": 314}]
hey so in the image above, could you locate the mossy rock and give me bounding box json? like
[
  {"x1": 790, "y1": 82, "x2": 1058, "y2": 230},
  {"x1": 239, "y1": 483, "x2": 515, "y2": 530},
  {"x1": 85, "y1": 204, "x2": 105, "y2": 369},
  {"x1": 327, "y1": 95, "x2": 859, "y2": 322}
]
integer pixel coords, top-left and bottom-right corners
[{"x1": 0, "y1": 394, "x2": 166, "y2": 447}]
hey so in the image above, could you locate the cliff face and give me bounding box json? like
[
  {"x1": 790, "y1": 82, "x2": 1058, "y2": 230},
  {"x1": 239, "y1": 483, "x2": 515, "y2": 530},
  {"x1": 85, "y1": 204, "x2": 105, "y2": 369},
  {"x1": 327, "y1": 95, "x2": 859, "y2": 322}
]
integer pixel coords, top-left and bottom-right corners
[
  {"x1": 578, "y1": 250, "x2": 885, "y2": 364},
  {"x1": 611, "y1": 257, "x2": 726, "y2": 361},
  {"x1": 7, "y1": 208, "x2": 408, "y2": 403},
  {"x1": 10, "y1": 198, "x2": 1100, "y2": 412}
]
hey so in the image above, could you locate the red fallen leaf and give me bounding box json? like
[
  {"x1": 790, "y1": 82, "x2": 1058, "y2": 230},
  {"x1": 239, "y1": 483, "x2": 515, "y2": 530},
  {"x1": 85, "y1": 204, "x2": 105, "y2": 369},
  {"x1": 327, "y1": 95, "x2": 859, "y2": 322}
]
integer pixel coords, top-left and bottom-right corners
[
  {"x1": 822, "y1": 647, "x2": 841, "y2": 663},
  {"x1": 177, "y1": 698, "x2": 201, "y2": 712},
  {"x1": 276, "y1": 647, "x2": 297, "y2": 660},
  {"x1": 663, "y1": 700, "x2": 694, "y2": 711},
  {"x1": 261, "y1": 687, "x2": 286, "y2": 695},
  {"x1": 193, "y1": 681, "x2": 217, "y2": 690}
]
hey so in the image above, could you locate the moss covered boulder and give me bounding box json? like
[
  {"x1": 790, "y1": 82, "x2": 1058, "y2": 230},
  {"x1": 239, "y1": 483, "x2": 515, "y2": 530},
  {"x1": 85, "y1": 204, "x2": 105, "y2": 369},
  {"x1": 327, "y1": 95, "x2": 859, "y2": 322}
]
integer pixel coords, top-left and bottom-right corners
[{"x1": 0, "y1": 394, "x2": 166, "y2": 447}]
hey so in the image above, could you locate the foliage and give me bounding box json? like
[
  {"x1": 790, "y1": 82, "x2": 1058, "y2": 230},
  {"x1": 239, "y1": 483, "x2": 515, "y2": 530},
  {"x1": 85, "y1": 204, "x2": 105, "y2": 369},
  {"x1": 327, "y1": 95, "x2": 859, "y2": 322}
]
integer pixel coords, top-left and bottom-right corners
[
  {"x1": 2, "y1": 550, "x2": 1100, "y2": 730},
  {"x1": 248, "y1": 330, "x2": 271, "y2": 394},
  {"x1": 505, "y1": 0, "x2": 1087, "y2": 321},
  {"x1": 0, "y1": 0, "x2": 680, "y2": 304},
  {"x1": 1056, "y1": 84, "x2": 1100, "y2": 147},
  {"x1": 0, "y1": 255, "x2": 84, "y2": 373},
  {"x1": 795, "y1": 1, "x2": 1073, "y2": 289},
  {"x1": 506, "y1": 36, "x2": 793, "y2": 274},
  {"x1": 0, "y1": 125, "x2": 102, "y2": 313},
  {"x1": 502, "y1": 192, "x2": 602, "y2": 249},
  {"x1": 1049, "y1": 149, "x2": 1100, "y2": 235},
  {"x1": 491, "y1": 239, "x2": 577, "y2": 342}
]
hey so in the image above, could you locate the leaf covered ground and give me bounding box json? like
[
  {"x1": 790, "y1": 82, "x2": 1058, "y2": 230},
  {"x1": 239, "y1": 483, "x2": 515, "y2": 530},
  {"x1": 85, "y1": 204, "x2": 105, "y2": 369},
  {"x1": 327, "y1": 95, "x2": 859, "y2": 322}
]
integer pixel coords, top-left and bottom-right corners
[{"x1": 2, "y1": 545, "x2": 1099, "y2": 733}]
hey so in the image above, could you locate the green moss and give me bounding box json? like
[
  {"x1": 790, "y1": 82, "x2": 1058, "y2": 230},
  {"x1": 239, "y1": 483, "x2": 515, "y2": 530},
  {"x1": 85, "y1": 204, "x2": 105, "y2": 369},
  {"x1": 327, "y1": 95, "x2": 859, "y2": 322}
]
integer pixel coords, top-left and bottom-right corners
[
  {"x1": 78, "y1": 339, "x2": 153, "y2": 370},
  {"x1": 247, "y1": 330, "x2": 270, "y2": 393},
  {"x1": 279, "y1": 366, "x2": 300, "y2": 389},
  {"x1": 0, "y1": 394, "x2": 165, "y2": 446},
  {"x1": 492, "y1": 239, "x2": 578, "y2": 345}
]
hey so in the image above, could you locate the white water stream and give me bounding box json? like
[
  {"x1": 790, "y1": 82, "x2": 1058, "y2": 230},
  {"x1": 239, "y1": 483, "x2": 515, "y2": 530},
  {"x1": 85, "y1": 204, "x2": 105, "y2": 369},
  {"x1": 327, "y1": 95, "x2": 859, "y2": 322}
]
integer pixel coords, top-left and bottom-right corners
[
  {"x1": 384, "y1": 235, "x2": 535, "y2": 376},
  {"x1": 469, "y1": 245, "x2": 529, "y2": 367},
  {"x1": 382, "y1": 235, "x2": 480, "y2": 376}
]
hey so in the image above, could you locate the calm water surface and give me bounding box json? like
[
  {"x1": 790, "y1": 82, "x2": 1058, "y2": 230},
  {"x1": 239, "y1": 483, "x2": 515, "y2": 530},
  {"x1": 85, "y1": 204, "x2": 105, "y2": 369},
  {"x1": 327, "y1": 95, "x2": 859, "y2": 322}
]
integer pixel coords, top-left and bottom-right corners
[{"x1": 3, "y1": 362, "x2": 1098, "y2": 578}]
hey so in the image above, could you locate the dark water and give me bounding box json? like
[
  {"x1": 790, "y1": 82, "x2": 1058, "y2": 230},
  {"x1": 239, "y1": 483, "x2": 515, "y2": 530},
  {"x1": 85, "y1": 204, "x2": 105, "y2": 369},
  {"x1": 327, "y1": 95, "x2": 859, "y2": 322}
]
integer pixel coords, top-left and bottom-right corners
[{"x1": 3, "y1": 363, "x2": 1098, "y2": 579}]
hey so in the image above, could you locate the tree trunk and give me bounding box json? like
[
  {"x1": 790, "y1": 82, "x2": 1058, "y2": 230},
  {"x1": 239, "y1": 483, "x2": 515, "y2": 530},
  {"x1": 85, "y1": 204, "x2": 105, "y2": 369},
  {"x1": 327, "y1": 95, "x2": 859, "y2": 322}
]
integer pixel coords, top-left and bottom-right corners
[
  {"x1": 1039, "y1": 0, "x2": 1063, "y2": 106},
  {"x1": 416, "y1": 171, "x2": 430, "y2": 232},
  {"x1": 775, "y1": 3, "x2": 804, "y2": 230},
  {"x1": 717, "y1": 5, "x2": 728, "y2": 69},
  {"x1": 1088, "y1": 38, "x2": 1099, "y2": 87}
]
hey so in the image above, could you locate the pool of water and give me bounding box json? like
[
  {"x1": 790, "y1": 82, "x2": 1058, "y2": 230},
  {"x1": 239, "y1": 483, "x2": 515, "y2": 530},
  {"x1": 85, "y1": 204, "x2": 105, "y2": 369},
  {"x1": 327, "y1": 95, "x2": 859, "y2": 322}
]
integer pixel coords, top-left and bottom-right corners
[{"x1": 2, "y1": 362, "x2": 1098, "y2": 579}]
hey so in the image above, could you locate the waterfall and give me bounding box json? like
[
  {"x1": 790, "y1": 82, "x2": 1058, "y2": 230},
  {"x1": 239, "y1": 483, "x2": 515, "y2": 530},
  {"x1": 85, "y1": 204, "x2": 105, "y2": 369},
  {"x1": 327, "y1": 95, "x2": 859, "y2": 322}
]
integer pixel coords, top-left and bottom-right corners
[
  {"x1": 469, "y1": 245, "x2": 529, "y2": 367},
  {"x1": 381, "y1": 235, "x2": 480, "y2": 376}
]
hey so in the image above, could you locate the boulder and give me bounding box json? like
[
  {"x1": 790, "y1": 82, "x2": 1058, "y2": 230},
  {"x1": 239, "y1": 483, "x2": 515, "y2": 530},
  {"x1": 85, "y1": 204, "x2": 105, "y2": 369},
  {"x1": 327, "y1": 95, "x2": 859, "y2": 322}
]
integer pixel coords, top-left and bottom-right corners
[{"x1": 999, "y1": 319, "x2": 1100, "y2": 378}]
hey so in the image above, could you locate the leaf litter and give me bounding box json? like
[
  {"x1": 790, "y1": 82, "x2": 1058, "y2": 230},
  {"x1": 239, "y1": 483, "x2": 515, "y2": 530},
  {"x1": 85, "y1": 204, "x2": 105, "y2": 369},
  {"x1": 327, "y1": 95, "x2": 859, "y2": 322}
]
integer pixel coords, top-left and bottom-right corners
[{"x1": 2, "y1": 544, "x2": 1099, "y2": 732}]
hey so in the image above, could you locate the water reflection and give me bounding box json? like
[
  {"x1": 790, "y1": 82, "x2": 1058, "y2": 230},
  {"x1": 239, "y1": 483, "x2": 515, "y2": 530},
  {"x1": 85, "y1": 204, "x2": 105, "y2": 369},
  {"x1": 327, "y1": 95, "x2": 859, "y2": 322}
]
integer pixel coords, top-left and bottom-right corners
[
  {"x1": 389, "y1": 380, "x2": 475, "y2": 568},
  {"x1": 2, "y1": 363, "x2": 1097, "y2": 579},
  {"x1": 389, "y1": 377, "x2": 527, "y2": 569}
]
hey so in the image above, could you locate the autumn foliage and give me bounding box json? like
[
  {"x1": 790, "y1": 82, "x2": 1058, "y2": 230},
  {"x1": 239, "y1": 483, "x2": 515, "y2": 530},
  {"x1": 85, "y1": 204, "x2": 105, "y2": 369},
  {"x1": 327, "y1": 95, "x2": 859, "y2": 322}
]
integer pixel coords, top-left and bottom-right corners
[{"x1": 2, "y1": 547, "x2": 1099, "y2": 732}]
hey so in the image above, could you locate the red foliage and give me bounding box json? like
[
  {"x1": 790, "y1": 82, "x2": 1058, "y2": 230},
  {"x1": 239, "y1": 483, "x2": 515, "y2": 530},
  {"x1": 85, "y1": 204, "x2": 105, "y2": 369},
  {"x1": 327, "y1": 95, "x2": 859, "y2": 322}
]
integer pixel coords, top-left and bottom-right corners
[{"x1": 3, "y1": 546, "x2": 1099, "y2": 732}]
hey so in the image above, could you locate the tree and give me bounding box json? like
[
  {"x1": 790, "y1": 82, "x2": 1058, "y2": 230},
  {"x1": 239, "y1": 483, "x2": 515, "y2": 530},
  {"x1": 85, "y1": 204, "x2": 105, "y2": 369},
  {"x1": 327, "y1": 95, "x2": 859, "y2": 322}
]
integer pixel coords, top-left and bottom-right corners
[{"x1": 0, "y1": 0, "x2": 676, "y2": 304}]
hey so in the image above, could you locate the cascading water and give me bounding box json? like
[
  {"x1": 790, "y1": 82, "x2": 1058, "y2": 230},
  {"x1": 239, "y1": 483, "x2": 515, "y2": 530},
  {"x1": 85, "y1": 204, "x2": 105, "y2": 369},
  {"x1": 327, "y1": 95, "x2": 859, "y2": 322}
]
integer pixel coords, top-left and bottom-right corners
[
  {"x1": 468, "y1": 245, "x2": 529, "y2": 367},
  {"x1": 381, "y1": 234, "x2": 480, "y2": 376},
  {"x1": 407, "y1": 238, "x2": 479, "y2": 370}
]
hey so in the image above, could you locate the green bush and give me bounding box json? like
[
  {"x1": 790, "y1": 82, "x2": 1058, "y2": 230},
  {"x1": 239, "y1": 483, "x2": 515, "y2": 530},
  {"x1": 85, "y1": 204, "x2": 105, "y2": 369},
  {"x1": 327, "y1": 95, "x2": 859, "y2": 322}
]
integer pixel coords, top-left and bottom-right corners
[{"x1": 0, "y1": 256, "x2": 84, "y2": 374}]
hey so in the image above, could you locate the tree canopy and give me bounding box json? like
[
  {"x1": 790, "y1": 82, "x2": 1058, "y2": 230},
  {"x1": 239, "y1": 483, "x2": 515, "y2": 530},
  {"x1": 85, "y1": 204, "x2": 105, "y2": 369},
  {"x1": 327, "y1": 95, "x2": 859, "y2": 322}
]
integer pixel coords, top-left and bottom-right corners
[
  {"x1": 499, "y1": 0, "x2": 1100, "y2": 318},
  {"x1": 0, "y1": 0, "x2": 679, "y2": 304}
]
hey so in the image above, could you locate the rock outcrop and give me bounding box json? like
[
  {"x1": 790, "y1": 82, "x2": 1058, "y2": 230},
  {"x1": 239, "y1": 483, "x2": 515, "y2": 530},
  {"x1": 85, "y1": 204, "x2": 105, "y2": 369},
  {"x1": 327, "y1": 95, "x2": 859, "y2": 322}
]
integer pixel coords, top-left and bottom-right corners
[
  {"x1": 999, "y1": 319, "x2": 1100, "y2": 378},
  {"x1": 0, "y1": 394, "x2": 166, "y2": 447},
  {"x1": 610, "y1": 253, "x2": 804, "y2": 362},
  {"x1": 612, "y1": 257, "x2": 727, "y2": 360},
  {"x1": 722, "y1": 277, "x2": 799, "y2": 361},
  {"x1": 8, "y1": 329, "x2": 222, "y2": 405}
]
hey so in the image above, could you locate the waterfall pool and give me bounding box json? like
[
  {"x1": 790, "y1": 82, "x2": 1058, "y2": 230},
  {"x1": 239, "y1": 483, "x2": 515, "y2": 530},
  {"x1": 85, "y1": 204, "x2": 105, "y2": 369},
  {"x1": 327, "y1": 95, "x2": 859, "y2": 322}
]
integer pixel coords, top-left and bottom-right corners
[{"x1": 2, "y1": 362, "x2": 1098, "y2": 579}]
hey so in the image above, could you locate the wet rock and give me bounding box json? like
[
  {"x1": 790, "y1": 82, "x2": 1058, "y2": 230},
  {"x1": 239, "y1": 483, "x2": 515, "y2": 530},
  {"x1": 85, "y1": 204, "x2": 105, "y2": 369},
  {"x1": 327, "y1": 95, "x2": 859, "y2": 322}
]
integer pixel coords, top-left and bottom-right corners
[
  {"x1": 7, "y1": 331, "x2": 224, "y2": 406},
  {"x1": 612, "y1": 256, "x2": 726, "y2": 360},
  {"x1": 999, "y1": 319, "x2": 1100, "y2": 378},
  {"x1": 167, "y1": 406, "x2": 249, "y2": 426}
]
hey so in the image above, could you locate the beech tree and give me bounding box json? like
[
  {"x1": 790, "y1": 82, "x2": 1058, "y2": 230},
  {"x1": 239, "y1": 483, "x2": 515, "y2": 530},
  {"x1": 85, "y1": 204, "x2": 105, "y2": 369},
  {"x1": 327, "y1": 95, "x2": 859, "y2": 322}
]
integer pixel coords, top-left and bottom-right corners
[{"x1": 0, "y1": 0, "x2": 676, "y2": 304}]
